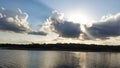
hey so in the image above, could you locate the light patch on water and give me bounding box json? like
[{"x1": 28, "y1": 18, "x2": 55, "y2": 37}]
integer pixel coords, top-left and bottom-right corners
[{"x1": 0, "y1": 50, "x2": 29, "y2": 68}]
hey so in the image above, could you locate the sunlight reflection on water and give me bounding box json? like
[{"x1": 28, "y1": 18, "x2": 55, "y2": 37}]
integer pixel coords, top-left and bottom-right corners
[{"x1": 0, "y1": 50, "x2": 120, "y2": 68}]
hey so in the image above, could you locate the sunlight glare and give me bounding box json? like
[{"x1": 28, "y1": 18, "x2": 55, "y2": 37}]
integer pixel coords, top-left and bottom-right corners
[{"x1": 66, "y1": 11, "x2": 92, "y2": 25}]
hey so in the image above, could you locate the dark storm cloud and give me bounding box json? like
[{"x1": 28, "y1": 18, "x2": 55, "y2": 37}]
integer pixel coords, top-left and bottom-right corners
[
  {"x1": 42, "y1": 11, "x2": 81, "y2": 38},
  {"x1": 51, "y1": 21, "x2": 81, "y2": 38},
  {"x1": 86, "y1": 13, "x2": 120, "y2": 39}
]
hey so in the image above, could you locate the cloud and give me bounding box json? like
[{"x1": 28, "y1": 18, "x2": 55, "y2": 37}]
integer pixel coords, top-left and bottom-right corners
[
  {"x1": 0, "y1": 7, "x2": 30, "y2": 32},
  {"x1": 41, "y1": 11, "x2": 120, "y2": 40},
  {"x1": 86, "y1": 13, "x2": 120, "y2": 39},
  {"x1": 41, "y1": 11, "x2": 81, "y2": 38},
  {"x1": 1, "y1": 7, "x2": 120, "y2": 39},
  {"x1": 0, "y1": 7, "x2": 47, "y2": 36},
  {"x1": 28, "y1": 31, "x2": 47, "y2": 36}
]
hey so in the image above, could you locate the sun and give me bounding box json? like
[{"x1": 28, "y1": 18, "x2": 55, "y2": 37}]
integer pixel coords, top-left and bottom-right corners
[
  {"x1": 65, "y1": 11, "x2": 93, "y2": 33},
  {"x1": 66, "y1": 11, "x2": 92, "y2": 24}
]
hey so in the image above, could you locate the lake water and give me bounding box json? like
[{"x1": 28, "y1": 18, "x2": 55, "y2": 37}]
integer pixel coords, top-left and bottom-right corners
[{"x1": 0, "y1": 49, "x2": 120, "y2": 68}]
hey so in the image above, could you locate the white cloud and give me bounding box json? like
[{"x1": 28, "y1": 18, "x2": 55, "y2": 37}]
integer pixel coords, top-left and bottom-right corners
[
  {"x1": 0, "y1": 7, "x2": 30, "y2": 32},
  {"x1": 0, "y1": 7, "x2": 47, "y2": 36}
]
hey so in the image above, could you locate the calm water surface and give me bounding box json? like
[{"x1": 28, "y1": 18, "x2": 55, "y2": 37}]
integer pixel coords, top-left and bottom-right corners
[{"x1": 0, "y1": 49, "x2": 120, "y2": 68}]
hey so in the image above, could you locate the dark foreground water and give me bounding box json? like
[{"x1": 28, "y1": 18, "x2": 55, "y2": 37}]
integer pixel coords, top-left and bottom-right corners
[{"x1": 0, "y1": 49, "x2": 120, "y2": 68}]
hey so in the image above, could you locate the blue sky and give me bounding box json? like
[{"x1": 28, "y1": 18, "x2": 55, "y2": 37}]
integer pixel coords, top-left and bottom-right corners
[
  {"x1": 40, "y1": 0, "x2": 120, "y2": 19},
  {"x1": 0, "y1": 0, "x2": 120, "y2": 44}
]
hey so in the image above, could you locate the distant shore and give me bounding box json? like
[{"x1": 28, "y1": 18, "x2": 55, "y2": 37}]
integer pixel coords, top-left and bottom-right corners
[{"x1": 0, "y1": 43, "x2": 120, "y2": 52}]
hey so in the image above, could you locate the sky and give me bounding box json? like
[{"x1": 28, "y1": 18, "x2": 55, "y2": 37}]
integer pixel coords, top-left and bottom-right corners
[{"x1": 0, "y1": 0, "x2": 120, "y2": 45}]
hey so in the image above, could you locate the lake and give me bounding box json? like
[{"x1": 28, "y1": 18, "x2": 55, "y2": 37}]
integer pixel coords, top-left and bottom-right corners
[{"x1": 0, "y1": 49, "x2": 120, "y2": 68}]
